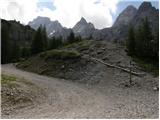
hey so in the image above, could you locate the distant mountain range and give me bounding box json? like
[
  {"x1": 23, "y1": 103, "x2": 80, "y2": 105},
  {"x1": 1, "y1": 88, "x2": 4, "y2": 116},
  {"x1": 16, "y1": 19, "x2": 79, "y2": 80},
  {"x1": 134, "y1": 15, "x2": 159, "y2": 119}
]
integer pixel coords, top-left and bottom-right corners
[
  {"x1": 1, "y1": 1, "x2": 159, "y2": 44},
  {"x1": 28, "y1": 2, "x2": 159, "y2": 42}
]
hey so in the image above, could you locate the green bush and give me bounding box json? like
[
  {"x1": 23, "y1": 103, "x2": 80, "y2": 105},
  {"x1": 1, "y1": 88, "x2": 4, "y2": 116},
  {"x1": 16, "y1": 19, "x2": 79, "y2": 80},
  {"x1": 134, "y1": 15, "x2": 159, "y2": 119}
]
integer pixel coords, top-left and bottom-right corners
[{"x1": 43, "y1": 50, "x2": 81, "y2": 60}]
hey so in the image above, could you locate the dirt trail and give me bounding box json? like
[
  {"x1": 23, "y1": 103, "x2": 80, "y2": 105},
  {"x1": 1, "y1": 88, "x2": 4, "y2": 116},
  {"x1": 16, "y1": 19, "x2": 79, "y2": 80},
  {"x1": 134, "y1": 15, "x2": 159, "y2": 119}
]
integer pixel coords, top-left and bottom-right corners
[{"x1": 1, "y1": 64, "x2": 158, "y2": 119}]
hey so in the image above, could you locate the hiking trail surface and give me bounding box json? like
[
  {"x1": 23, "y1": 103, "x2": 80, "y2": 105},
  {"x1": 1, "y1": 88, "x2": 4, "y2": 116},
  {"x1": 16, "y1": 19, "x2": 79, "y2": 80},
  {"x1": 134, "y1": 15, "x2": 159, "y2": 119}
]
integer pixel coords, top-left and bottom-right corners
[{"x1": 1, "y1": 64, "x2": 158, "y2": 119}]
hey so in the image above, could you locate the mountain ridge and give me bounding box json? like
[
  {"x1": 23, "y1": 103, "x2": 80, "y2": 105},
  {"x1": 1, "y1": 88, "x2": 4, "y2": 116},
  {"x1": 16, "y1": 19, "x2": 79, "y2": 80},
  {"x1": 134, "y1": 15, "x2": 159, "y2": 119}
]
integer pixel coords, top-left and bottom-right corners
[{"x1": 27, "y1": 1, "x2": 158, "y2": 41}]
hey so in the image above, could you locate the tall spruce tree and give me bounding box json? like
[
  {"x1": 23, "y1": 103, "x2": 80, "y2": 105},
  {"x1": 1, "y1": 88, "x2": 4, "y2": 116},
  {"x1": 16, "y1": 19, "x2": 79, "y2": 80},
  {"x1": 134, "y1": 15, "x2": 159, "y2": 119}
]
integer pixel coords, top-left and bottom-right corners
[
  {"x1": 42, "y1": 26, "x2": 48, "y2": 50},
  {"x1": 1, "y1": 24, "x2": 11, "y2": 63},
  {"x1": 126, "y1": 25, "x2": 135, "y2": 56},
  {"x1": 31, "y1": 25, "x2": 47, "y2": 55},
  {"x1": 67, "y1": 31, "x2": 75, "y2": 44},
  {"x1": 142, "y1": 17, "x2": 153, "y2": 58}
]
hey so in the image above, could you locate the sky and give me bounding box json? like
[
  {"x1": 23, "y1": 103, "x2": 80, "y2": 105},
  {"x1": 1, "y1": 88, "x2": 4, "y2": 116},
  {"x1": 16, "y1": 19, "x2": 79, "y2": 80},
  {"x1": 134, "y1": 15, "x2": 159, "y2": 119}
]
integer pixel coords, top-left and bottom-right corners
[{"x1": 0, "y1": 0, "x2": 159, "y2": 29}]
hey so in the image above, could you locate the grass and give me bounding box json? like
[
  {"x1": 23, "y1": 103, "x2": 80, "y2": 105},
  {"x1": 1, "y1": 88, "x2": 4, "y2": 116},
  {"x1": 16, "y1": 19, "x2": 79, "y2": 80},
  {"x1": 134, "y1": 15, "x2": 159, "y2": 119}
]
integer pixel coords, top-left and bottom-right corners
[
  {"x1": 17, "y1": 60, "x2": 31, "y2": 68},
  {"x1": 63, "y1": 40, "x2": 91, "y2": 51},
  {"x1": 133, "y1": 57, "x2": 159, "y2": 77},
  {"x1": 40, "y1": 49, "x2": 81, "y2": 60},
  {"x1": 1, "y1": 74, "x2": 17, "y2": 87}
]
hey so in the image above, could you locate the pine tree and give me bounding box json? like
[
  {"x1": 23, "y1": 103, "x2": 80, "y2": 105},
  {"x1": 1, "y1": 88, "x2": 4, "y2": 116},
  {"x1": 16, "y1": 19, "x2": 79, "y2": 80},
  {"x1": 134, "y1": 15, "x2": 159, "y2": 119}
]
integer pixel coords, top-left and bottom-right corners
[
  {"x1": 126, "y1": 25, "x2": 135, "y2": 56},
  {"x1": 67, "y1": 31, "x2": 75, "y2": 44},
  {"x1": 31, "y1": 25, "x2": 46, "y2": 54},
  {"x1": 21, "y1": 47, "x2": 30, "y2": 58},
  {"x1": 49, "y1": 36, "x2": 63, "y2": 49},
  {"x1": 42, "y1": 26, "x2": 48, "y2": 50},
  {"x1": 11, "y1": 39, "x2": 21, "y2": 62},
  {"x1": 142, "y1": 17, "x2": 153, "y2": 58},
  {"x1": 1, "y1": 24, "x2": 11, "y2": 63},
  {"x1": 135, "y1": 24, "x2": 144, "y2": 57}
]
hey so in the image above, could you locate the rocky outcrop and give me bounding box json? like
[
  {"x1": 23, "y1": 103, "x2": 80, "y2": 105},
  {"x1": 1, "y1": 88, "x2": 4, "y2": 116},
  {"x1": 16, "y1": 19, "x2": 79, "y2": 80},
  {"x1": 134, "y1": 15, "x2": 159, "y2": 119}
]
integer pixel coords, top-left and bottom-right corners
[
  {"x1": 28, "y1": 16, "x2": 64, "y2": 38},
  {"x1": 113, "y1": 5, "x2": 137, "y2": 27},
  {"x1": 73, "y1": 17, "x2": 95, "y2": 38},
  {"x1": 131, "y1": 2, "x2": 159, "y2": 35}
]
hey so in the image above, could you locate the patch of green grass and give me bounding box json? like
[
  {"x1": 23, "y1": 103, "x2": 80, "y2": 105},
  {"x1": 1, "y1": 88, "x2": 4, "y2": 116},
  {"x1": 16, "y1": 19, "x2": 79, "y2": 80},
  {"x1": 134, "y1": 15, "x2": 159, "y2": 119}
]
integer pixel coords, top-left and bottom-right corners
[
  {"x1": 63, "y1": 40, "x2": 91, "y2": 51},
  {"x1": 133, "y1": 57, "x2": 159, "y2": 77},
  {"x1": 1, "y1": 74, "x2": 17, "y2": 87},
  {"x1": 77, "y1": 41, "x2": 91, "y2": 51},
  {"x1": 17, "y1": 60, "x2": 31, "y2": 68},
  {"x1": 41, "y1": 50, "x2": 81, "y2": 60}
]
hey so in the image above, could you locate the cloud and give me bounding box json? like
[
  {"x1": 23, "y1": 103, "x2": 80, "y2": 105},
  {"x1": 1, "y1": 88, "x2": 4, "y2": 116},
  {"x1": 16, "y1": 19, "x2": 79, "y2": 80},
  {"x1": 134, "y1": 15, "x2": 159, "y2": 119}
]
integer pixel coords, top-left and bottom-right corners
[
  {"x1": 0, "y1": 0, "x2": 39, "y2": 24},
  {"x1": 0, "y1": 0, "x2": 119, "y2": 29}
]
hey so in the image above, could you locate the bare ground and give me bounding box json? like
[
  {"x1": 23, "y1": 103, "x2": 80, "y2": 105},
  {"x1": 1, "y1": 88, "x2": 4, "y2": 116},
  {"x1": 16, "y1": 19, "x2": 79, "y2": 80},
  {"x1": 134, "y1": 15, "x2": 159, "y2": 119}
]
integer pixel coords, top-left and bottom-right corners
[{"x1": 1, "y1": 64, "x2": 159, "y2": 119}]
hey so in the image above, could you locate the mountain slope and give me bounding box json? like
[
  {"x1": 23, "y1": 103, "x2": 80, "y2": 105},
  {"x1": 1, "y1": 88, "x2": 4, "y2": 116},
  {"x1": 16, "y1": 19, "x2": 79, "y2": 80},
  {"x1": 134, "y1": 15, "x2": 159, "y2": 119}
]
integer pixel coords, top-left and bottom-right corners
[
  {"x1": 131, "y1": 2, "x2": 159, "y2": 34},
  {"x1": 92, "y1": 2, "x2": 159, "y2": 42},
  {"x1": 73, "y1": 17, "x2": 95, "y2": 38},
  {"x1": 113, "y1": 5, "x2": 137, "y2": 27},
  {"x1": 28, "y1": 16, "x2": 63, "y2": 37},
  {"x1": 72, "y1": 17, "x2": 95, "y2": 38},
  {"x1": 27, "y1": 2, "x2": 158, "y2": 42}
]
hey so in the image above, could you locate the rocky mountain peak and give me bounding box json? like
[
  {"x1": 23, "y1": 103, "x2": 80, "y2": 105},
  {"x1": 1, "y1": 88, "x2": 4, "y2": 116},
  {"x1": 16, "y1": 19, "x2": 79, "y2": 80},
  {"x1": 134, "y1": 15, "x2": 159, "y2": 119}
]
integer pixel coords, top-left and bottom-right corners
[
  {"x1": 125, "y1": 5, "x2": 137, "y2": 11},
  {"x1": 79, "y1": 17, "x2": 87, "y2": 24},
  {"x1": 73, "y1": 17, "x2": 95, "y2": 38},
  {"x1": 28, "y1": 16, "x2": 64, "y2": 37},
  {"x1": 113, "y1": 5, "x2": 137, "y2": 27},
  {"x1": 139, "y1": 2, "x2": 152, "y2": 12},
  {"x1": 131, "y1": 1, "x2": 158, "y2": 35}
]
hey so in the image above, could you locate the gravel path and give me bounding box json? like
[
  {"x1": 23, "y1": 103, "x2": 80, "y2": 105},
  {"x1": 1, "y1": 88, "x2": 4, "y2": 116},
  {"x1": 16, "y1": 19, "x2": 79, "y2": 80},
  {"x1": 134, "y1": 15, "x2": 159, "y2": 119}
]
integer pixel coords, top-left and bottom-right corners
[{"x1": 1, "y1": 64, "x2": 159, "y2": 119}]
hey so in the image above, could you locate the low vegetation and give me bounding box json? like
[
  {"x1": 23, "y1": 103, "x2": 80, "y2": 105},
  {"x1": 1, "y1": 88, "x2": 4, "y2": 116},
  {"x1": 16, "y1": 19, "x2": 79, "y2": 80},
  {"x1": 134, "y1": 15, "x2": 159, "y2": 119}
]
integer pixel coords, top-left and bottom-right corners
[
  {"x1": 63, "y1": 40, "x2": 92, "y2": 51},
  {"x1": 1, "y1": 74, "x2": 17, "y2": 87},
  {"x1": 40, "y1": 49, "x2": 81, "y2": 60},
  {"x1": 133, "y1": 57, "x2": 159, "y2": 77}
]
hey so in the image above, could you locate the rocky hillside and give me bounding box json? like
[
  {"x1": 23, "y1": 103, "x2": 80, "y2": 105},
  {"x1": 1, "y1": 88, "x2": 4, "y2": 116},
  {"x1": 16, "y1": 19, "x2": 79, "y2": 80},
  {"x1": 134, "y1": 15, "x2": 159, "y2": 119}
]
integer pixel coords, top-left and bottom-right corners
[{"x1": 17, "y1": 39, "x2": 142, "y2": 84}]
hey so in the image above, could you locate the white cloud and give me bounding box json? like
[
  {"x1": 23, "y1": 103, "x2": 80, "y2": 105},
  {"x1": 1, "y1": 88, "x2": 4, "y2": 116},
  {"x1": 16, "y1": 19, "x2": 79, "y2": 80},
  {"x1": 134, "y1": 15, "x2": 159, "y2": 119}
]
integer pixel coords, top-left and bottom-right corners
[{"x1": 0, "y1": 0, "x2": 119, "y2": 29}]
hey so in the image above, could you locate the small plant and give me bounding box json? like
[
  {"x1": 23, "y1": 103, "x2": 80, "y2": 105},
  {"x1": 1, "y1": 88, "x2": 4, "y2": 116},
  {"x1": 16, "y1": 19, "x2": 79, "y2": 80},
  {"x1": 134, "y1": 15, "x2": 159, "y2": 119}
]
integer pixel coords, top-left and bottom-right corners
[
  {"x1": 1, "y1": 74, "x2": 17, "y2": 87},
  {"x1": 44, "y1": 50, "x2": 81, "y2": 60}
]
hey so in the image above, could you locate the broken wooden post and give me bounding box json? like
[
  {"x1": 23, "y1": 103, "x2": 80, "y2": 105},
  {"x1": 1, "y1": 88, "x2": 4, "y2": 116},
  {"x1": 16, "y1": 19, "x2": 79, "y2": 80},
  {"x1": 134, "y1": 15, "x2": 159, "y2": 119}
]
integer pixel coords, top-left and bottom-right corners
[{"x1": 129, "y1": 61, "x2": 132, "y2": 85}]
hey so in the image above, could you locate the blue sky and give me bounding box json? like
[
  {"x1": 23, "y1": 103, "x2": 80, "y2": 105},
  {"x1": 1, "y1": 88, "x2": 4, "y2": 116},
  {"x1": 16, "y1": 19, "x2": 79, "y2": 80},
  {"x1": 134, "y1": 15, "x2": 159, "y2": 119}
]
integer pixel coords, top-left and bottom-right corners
[{"x1": 1, "y1": 0, "x2": 159, "y2": 29}]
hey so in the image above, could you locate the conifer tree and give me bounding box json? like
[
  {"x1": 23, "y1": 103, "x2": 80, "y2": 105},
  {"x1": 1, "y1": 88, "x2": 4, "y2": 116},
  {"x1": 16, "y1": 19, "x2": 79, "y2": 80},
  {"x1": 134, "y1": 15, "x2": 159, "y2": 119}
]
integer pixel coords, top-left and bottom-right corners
[
  {"x1": 126, "y1": 25, "x2": 135, "y2": 56},
  {"x1": 1, "y1": 24, "x2": 11, "y2": 63},
  {"x1": 31, "y1": 25, "x2": 42, "y2": 54}
]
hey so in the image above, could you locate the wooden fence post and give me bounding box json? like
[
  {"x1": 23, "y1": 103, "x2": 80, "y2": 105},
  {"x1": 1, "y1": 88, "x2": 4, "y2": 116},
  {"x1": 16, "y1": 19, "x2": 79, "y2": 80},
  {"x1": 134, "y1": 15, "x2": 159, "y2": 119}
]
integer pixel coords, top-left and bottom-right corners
[{"x1": 129, "y1": 61, "x2": 132, "y2": 85}]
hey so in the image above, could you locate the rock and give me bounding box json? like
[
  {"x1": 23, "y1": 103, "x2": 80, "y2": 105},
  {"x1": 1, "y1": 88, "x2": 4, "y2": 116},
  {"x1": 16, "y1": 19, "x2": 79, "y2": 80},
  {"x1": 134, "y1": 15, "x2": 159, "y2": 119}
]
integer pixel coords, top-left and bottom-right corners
[
  {"x1": 61, "y1": 65, "x2": 65, "y2": 69},
  {"x1": 153, "y1": 87, "x2": 159, "y2": 91},
  {"x1": 97, "y1": 50, "x2": 103, "y2": 54},
  {"x1": 73, "y1": 17, "x2": 95, "y2": 38},
  {"x1": 102, "y1": 56, "x2": 109, "y2": 61}
]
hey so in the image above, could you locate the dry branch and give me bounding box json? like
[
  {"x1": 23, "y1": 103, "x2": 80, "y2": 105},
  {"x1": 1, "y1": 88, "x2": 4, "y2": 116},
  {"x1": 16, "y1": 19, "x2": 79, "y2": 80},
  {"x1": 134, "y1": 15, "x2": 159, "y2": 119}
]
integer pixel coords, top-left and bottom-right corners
[{"x1": 89, "y1": 57, "x2": 145, "y2": 77}]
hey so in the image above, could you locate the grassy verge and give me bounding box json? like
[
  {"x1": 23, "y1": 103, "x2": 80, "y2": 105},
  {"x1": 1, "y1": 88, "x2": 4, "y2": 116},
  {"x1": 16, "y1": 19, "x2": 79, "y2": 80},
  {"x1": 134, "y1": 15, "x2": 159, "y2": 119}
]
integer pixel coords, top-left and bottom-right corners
[
  {"x1": 63, "y1": 40, "x2": 92, "y2": 51},
  {"x1": 39, "y1": 49, "x2": 81, "y2": 60},
  {"x1": 1, "y1": 74, "x2": 17, "y2": 87},
  {"x1": 133, "y1": 57, "x2": 159, "y2": 77}
]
